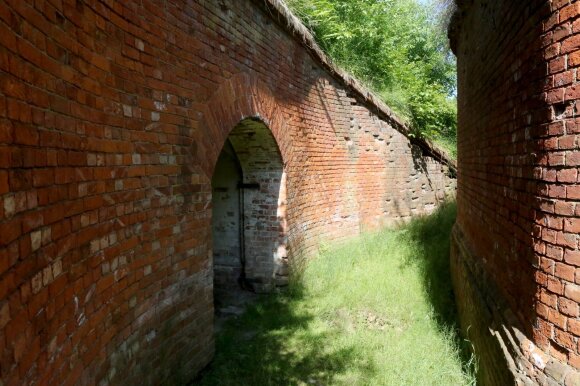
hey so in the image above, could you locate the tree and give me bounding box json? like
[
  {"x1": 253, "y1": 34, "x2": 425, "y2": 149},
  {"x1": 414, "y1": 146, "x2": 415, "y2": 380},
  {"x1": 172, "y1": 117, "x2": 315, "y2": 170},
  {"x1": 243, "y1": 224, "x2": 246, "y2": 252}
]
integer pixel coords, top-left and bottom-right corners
[{"x1": 287, "y1": 0, "x2": 457, "y2": 156}]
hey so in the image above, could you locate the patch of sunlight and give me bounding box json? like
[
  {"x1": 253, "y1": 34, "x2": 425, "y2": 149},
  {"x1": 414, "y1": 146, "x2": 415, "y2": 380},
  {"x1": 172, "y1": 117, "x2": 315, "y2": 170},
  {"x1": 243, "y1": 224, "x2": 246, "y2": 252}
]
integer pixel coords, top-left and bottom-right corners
[{"x1": 195, "y1": 201, "x2": 476, "y2": 386}]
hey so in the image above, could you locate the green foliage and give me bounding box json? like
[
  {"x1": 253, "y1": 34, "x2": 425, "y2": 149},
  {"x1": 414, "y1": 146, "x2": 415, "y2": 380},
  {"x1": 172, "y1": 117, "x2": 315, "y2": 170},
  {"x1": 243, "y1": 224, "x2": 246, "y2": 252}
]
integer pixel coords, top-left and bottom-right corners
[
  {"x1": 195, "y1": 202, "x2": 476, "y2": 385},
  {"x1": 287, "y1": 0, "x2": 457, "y2": 154}
]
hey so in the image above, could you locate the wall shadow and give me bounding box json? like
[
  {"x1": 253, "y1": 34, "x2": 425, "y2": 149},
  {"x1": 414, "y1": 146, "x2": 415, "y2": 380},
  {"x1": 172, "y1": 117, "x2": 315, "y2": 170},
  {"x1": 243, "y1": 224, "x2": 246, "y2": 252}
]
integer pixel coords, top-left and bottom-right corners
[
  {"x1": 397, "y1": 201, "x2": 476, "y2": 376},
  {"x1": 193, "y1": 201, "x2": 470, "y2": 385},
  {"x1": 190, "y1": 285, "x2": 373, "y2": 385}
]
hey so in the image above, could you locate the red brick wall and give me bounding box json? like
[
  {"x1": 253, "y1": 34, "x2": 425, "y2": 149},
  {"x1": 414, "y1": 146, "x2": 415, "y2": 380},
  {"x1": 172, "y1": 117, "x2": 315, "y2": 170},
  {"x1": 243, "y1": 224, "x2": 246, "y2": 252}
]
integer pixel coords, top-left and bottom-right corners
[
  {"x1": 0, "y1": 0, "x2": 455, "y2": 384},
  {"x1": 451, "y1": 0, "x2": 580, "y2": 384}
]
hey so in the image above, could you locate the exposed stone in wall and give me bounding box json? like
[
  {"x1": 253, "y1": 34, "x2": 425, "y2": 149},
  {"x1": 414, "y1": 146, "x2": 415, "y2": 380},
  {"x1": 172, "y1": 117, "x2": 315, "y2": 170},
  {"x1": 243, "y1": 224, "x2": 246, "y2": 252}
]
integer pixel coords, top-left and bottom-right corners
[
  {"x1": 0, "y1": 0, "x2": 455, "y2": 384},
  {"x1": 451, "y1": 0, "x2": 580, "y2": 384}
]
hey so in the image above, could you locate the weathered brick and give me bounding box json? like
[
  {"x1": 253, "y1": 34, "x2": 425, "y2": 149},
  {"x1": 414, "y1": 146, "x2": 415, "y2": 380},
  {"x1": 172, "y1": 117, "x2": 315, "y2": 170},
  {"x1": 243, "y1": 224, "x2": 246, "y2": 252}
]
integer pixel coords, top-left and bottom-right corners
[
  {"x1": 565, "y1": 218, "x2": 580, "y2": 233},
  {"x1": 451, "y1": 0, "x2": 580, "y2": 380},
  {"x1": 560, "y1": 3, "x2": 580, "y2": 23},
  {"x1": 0, "y1": 0, "x2": 459, "y2": 384},
  {"x1": 568, "y1": 151, "x2": 580, "y2": 166},
  {"x1": 565, "y1": 283, "x2": 580, "y2": 302},
  {"x1": 555, "y1": 328, "x2": 576, "y2": 350},
  {"x1": 567, "y1": 185, "x2": 580, "y2": 199},
  {"x1": 558, "y1": 169, "x2": 578, "y2": 183},
  {"x1": 559, "y1": 296, "x2": 579, "y2": 317},
  {"x1": 556, "y1": 261, "x2": 576, "y2": 281},
  {"x1": 565, "y1": 250, "x2": 580, "y2": 266},
  {"x1": 569, "y1": 318, "x2": 580, "y2": 336}
]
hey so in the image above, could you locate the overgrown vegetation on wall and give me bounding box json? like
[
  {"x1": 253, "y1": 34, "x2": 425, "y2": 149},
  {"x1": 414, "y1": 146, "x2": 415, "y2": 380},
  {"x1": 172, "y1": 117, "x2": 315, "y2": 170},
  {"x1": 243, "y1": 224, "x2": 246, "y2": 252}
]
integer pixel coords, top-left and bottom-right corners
[{"x1": 287, "y1": 0, "x2": 457, "y2": 157}]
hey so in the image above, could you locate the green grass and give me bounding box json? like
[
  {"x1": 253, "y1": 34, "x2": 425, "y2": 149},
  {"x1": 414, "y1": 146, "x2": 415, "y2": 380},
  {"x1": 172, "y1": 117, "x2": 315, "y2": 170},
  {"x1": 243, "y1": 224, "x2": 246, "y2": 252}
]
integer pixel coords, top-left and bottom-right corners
[
  {"x1": 432, "y1": 135, "x2": 458, "y2": 160},
  {"x1": 195, "y1": 202, "x2": 475, "y2": 385}
]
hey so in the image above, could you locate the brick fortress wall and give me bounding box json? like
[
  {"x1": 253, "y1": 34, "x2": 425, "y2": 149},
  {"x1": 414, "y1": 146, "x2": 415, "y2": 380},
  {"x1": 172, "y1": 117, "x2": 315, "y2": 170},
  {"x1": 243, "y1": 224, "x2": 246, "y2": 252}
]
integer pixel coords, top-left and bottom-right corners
[
  {"x1": 450, "y1": 0, "x2": 580, "y2": 384},
  {"x1": 0, "y1": 0, "x2": 455, "y2": 384}
]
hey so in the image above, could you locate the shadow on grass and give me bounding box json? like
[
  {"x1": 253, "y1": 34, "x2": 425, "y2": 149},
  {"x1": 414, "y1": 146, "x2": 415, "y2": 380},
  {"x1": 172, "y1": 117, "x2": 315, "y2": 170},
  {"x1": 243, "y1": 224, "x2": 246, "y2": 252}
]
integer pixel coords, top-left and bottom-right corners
[
  {"x1": 399, "y1": 201, "x2": 476, "y2": 376},
  {"x1": 191, "y1": 285, "x2": 373, "y2": 386},
  {"x1": 193, "y1": 201, "x2": 470, "y2": 385}
]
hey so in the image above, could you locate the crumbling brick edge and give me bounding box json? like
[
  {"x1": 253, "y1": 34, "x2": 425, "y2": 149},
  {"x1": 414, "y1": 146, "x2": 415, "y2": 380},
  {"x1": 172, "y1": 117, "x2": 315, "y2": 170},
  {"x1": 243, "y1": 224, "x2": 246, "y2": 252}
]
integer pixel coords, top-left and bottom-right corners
[{"x1": 451, "y1": 226, "x2": 580, "y2": 386}]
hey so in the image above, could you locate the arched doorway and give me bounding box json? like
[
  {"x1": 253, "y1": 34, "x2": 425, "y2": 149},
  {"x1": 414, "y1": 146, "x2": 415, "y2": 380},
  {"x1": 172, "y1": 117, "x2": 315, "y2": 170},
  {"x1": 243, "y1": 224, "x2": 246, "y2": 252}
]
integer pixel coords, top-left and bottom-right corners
[{"x1": 211, "y1": 118, "x2": 288, "y2": 313}]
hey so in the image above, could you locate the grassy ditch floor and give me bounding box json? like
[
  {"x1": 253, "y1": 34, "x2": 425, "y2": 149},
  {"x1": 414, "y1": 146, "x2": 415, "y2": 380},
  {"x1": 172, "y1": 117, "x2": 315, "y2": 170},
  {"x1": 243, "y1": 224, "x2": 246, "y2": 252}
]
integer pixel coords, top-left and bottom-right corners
[{"x1": 196, "y1": 202, "x2": 475, "y2": 386}]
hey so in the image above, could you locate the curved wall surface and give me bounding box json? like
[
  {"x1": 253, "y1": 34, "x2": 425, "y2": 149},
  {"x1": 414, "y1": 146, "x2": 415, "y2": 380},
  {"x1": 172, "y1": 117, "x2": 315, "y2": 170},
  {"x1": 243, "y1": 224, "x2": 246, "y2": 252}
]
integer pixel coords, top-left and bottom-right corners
[
  {"x1": 0, "y1": 0, "x2": 455, "y2": 384},
  {"x1": 451, "y1": 0, "x2": 580, "y2": 384}
]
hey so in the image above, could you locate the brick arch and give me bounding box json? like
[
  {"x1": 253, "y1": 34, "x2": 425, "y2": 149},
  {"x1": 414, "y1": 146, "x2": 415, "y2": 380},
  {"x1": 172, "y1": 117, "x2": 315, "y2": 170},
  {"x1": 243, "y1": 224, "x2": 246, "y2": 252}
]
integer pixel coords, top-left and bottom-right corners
[
  {"x1": 0, "y1": 0, "x2": 456, "y2": 384},
  {"x1": 211, "y1": 116, "x2": 288, "y2": 295},
  {"x1": 199, "y1": 73, "x2": 294, "y2": 288},
  {"x1": 197, "y1": 72, "x2": 292, "y2": 180}
]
